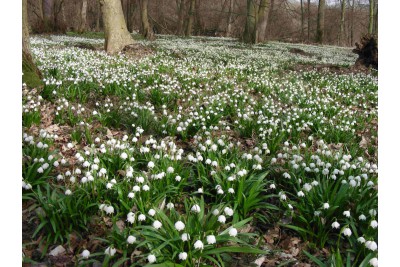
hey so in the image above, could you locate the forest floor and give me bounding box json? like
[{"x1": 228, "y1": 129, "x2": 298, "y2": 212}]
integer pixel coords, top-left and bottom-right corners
[{"x1": 22, "y1": 33, "x2": 378, "y2": 267}]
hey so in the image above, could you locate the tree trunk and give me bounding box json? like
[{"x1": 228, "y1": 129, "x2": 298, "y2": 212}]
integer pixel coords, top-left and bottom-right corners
[
  {"x1": 300, "y1": 0, "x2": 304, "y2": 41},
  {"x1": 194, "y1": 0, "x2": 202, "y2": 35},
  {"x1": 140, "y1": 0, "x2": 154, "y2": 39},
  {"x1": 316, "y1": 0, "x2": 325, "y2": 44},
  {"x1": 127, "y1": 0, "x2": 136, "y2": 32},
  {"x1": 177, "y1": 0, "x2": 186, "y2": 35},
  {"x1": 42, "y1": 0, "x2": 54, "y2": 32},
  {"x1": 339, "y1": 0, "x2": 346, "y2": 46},
  {"x1": 23, "y1": 0, "x2": 42, "y2": 88},
  {"x1": 307, "y1": 0, "x2": 310, "y2": 41},
  {"x1": 368, "y1": 0, "x2": 374, "y2": 34},
  {"x1": 226, "y1": 0, "x2": 234, "y2": 37},
  {"x1": 256, "y1": 0, "x2": 270, "y2": 43},
  {"x1": 373, "y1": 0, "x2": 378, "y2": 35},
  {"x1": 99, "y1": 0, "x2": 135, "y2": 54},
  {"x1": 79, "y1": 0, "x2": 88, "y2": 33},
  {"x1": 185, "y1": 0, "x2": 195, "y2": 36},
  {"x1": 243, "y1": 0, "x2": 256, "y2": 43},
  {"x1": 350, "y1": 0, "x2": 354, "y2": 45}
]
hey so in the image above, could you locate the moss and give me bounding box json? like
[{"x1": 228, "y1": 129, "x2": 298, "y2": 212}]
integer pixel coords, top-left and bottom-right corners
[{"x1": 22, "y1": 51, "x2": 42, "y2": 88}]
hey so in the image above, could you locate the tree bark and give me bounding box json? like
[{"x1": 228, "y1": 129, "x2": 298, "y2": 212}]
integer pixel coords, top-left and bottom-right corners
[
  {"x1": 140, "y1": 0, "x2": 154, "y2": 39},
  {"x1": 307, "y1": 0, "x2": 310, "y2": 41},
  {"x1": 243, "y1": 0, "x2": 256, "y2": 43},
  {"x1": 300, "y1": 0, "x2": 304, "y2": 41},
  {"x1": 185, "y1": 0, "x2": 195, "y2": 36},
  {"x1": 226, "y1": 0, "x2": 234, "y2": 37},
  {"x1": 99, "y1": 0, "x2": 135, "y2": 54},
  {"x1": 373, "y1": 0, "x2": 378, "y2": 35},
  {"x1": 256, "y1": 0, "x2": 270, "y2": 43},
  {"x1": 316, "y1": 0, "x2": 325, "y2": 44},
  {"x1": 368, "y1": 0, "x2": 374, "y2": 34},
  {"x1": 176, "y1": 0, "x2": 186, "y2": 35},
  {"x1": 339, "y1": 0, "x2": 346, "y2": 45},
  {"x1": 350, "y1": 0, "x2": 354, "y2": 45},
  {"x1": 23, "y1": 0, "x2": 42, "y2": 88},
  {"x1": 79, "y1": 0, "x2": 88, "y2": 33}
]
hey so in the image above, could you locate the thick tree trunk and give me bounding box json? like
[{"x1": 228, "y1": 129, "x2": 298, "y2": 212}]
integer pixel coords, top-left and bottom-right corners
[
  {"x1": 79, "y1": 0, "x2": 88, "y2": 33},
  {"x1": 99, "y1": 0, "x2": 135, "y2": 54},
  {"x1": 373, "y1": 0, "x2": 378, "y2": 35},
  {"x1": 185, "y1": 0, "x2": 195, "y2": 36},
  {"x1": 256, "y1": 0, "x2": 270, "y2": 43},
  {"x1": 368, "y1": 0, "x2": 374, "y2": 34},
  {"x1": 42, "y1": 0, "x2": 54, "y2": 32},
  {"x1": 226, "y1": 0, "x2": 234, "y2": 37},
  {"x1": 126, "y1": 0, "x2": 136, "y2": 32},
  {"x1": 194, "y1": 0, "x2": 202, "y2": 35},
  {"x1": 23, "y1": 0, "x2": 42, "y2": 88},
  {"x1": 176, "y1": 0, "x2": 186, "y2": 35},
  {"x1": 307, "y1": 0, "x2": 310, "y2": 41},
  {"x1": 316, "y1": 0, "x2": 325, "y2": 44},
  {"x1": 339, "y1": 0, "x2": 346, "y2": 45},
  {"x1": 243, "y1": 0, "x2": 256, "y2": 43}
]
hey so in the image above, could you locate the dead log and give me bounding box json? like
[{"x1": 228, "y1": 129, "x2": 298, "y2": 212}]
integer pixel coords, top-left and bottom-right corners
[{"x1": 353, "y1": 34, "x2": 378, "y2": 70}]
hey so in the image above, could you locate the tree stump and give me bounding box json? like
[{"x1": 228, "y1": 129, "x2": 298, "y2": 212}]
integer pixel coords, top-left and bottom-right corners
[{"x1": 353, "y1": 35, "x2": 378, "y2": 70}]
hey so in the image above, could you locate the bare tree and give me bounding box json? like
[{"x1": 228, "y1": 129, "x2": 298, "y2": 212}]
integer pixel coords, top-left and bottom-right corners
[
  {"x1": 226, "y1": 0, "x2": 234, "y2": 37},
  {"x1": 307, "y1": 0, "x2": 311, "y2": 41},
  {"x1": 243, "y1": 0, "x2": 256, "y2": 43},
  {"x1": 23, "y1": 0, "x2": 42, "y2": 87},
  {"x1": 316, "y1": 0, "x2": 325, "y2": 43},
  {"x1": 256, "y1": 0, "x2": 270, "y2": 43},
  {"x1": 176, "y1": 0, "x2": 186, "y2": 35},
  {"x1": 368, "y1": 0, "x2": 374, "y2": 34},
  {"x1": 99, "y1": 0, "x2": 135, "y2": 54},
  {"x1": 185, "y1": 0, "x2": 196, "y2": 36},
  {"x1": 300, "y1": 0, "x2": 304, "y2": 41},
  {"x1": 339, "y1": 0, "x2": 346, "y2": 45},
  {"x1": 140, "y1": 0, "x2": 154, "y2": 39},
  {"x1": 79, "y1": 0, "x2": 88, "y2": 33}
]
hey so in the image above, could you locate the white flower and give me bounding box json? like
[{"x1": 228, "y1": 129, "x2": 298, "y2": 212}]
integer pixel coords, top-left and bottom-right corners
[
  {"x1": 175, "y1": 221, "x2": 185, "y2": 231},
  {"x1": 228, "y1": 188, "x2": 235, "y2": 194},
  {"x1": 366, "y1": 241, "x2": 378, "y2": 251},
  {"x1": 369, "y1": 257, "x2": 378, "y2": 267},
  {"x1": 212, "y1": 209, "x2": 220, "y2": 216},
  {"x1": 153, "y1": 220, "x2": 162, "y2": 229},
  {"x1": 148, "y1": 161, "x2": 155, "y2": 168},
  {"x1": 138, "y1": 214, "x2": 146, "y2": 221},
  {"x1": 132, "y1": 185, "x2": 140, "y2": 192},
  {"x1": 143, "y1": 185, "x2": 150, "y2": 191},
  {"x1": 297, "y1": 191, "x2": 305, "y2": 197},
  {"x1": 65, "y1": 189, "x2": 72, "y2": 195},
  {"x1": 105, "y1": 205, "x2": 114, "y2": 215},
  {"x1": 127, "y1": 235, "x2": 136, "y2": 244},
  {"x1": 331, "y1": 221, "x2": 340, "y2": 229},
  {"x1": 343, "y1": 210, "x2": 351, "y2": 217},
  {"x1": 167, "y1": 167, "x2": 174, "y2": 173},
  {"x1": 175, "y1": 175, "x2": 182, "y2": 182},
  {"x1": 207, "y1": 235, "x2": 217, "y2": 244},
  {"x1": 81, "y1": 249, "x2": 90, "y2": 259},
  {"x1": 342, "y1": 228, "x2": 352, "y2": 237},
  {"x1": 229, "y1": 228, "x2": 238, "y2": 237},
  {"x1": 269, "y1": 184, "x2": 276, "y2": 189},
  {"x1": 194, "y1": 240, "x2": 204, "y2": 250},
  {"x1": 181, "y1": 233, "x2": 190, "y2": 241},
  {"x1": 120, "y1": 152, "x2": 128, "y2": 160},
  {"x1": 148, "y1": 209, "x2": 156, "y2": 216},
  {"x1": 191, "y1": 204, "x2": 201, "y2": 213},
  {"x1": 198, "y1": 188, "x2": 203, "y2": 193},
  {"x1": 104, "y1": 247, "x2": 116, "y2": 256},
  {"x1": 128, "y1": 192, "x2": 135, "y2": 198},
  {"x1": 147, "y1": 254, "x2": 156, "y2": 263},
  {"x1": 357, "y1": 237, "x2": 366, "y2": 243},
  {"x1": 218, "y1": 215, "x2": 226, "y2": 223},
  {"x1": 359, "y1": 214, "x2": 367, "y2": 221},
  {"x1": 323, "y1": 203, "x2": 330, "y2": 209},
  {"x1": 178, "y1": 252, "x2": 188, "y2": 260},
  {"x1": 224, "y1": 207, "x2": 234, "y2": 216},
  {"x1": 106, "y1": 183, "x2": 113, "y2": 189},
  {"x1": 370, "y1": 220, "x2": 378, "y2": 229}
]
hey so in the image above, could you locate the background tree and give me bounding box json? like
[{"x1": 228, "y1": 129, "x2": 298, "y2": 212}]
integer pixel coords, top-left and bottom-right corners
[
  {"x1": 339, "y1": 0, "x2": 346, "y2": 45},
  {"x1": 79, "y1": 0, "x2": 88, "y2": 33},
  {"x1": 243, "y1": 0, "x2": 256, "y2": 43},
  {"x1": 316, "y1": 0, "x2": 325, "y2": 43},
  {"x1": 185, "y1": 0, "x2": 196, "y2": 36},
  {"x1": 255, "y1": 0, "x2": 270, "y2": 43},
  {"x1": 99, "y1": 0, "x2": 135, "y2": 54},
  {"x1": 140, "y1": 0, "x2": 154, "y2": 39},
  {"x1": 368, "y1": 0, "x2": 374, "y2": 34},
  {"x1": 23, "y1": 0, "x2": 42, "y2": 88}
]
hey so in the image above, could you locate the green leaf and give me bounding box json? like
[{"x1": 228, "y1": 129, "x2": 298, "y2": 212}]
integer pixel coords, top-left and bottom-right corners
[
  {"x1": 302, "y1": 250, "x2": 326, "y2": 267},
  {"x1": 204, "y1": 246, "x2": 267, "y2": 255},
  {"x1": 112, "y1": 257, "x2": 129, "y2": 267}
]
